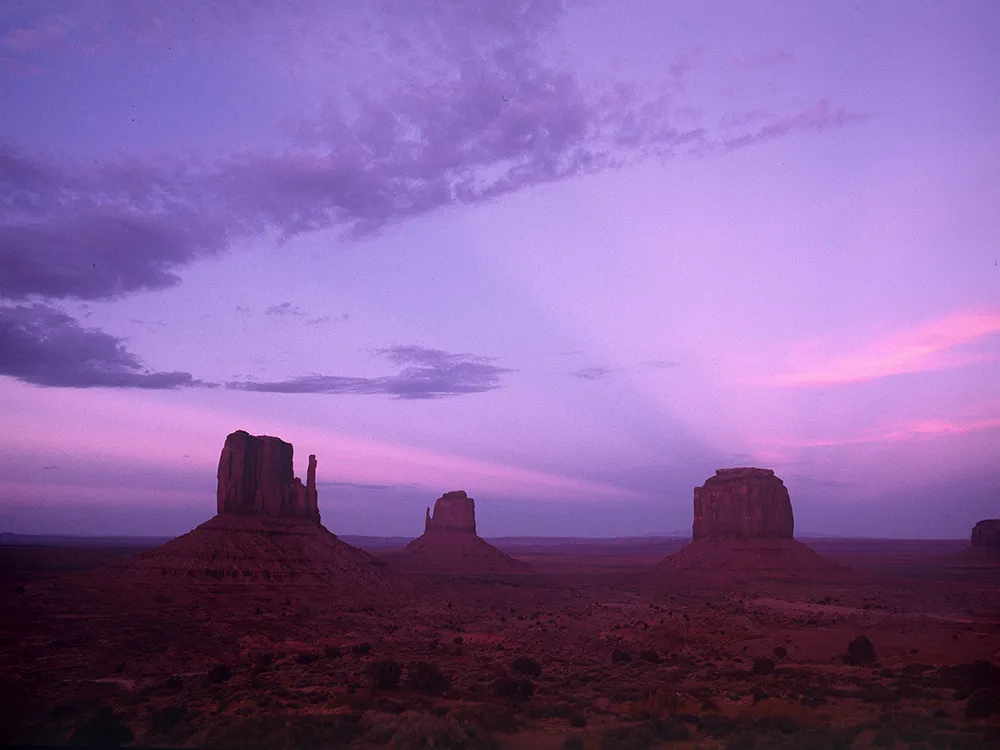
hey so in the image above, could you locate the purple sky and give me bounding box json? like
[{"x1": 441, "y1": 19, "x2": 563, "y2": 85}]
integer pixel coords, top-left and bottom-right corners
[{"x1": 2, "y1": 0, "x2": 998, "y2": 539}]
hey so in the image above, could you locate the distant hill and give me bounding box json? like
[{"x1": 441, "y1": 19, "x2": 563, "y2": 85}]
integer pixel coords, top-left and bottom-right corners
[{"x1": 0, "y1": 533, "x2": 171, "y2": 548}]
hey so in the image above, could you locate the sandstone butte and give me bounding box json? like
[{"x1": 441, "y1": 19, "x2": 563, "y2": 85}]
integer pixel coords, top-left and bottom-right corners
[
  {"x1": 107, "y1": 430, "x2": 384, "y2": 587},
  {"x1": 971, "y1": 519, "x2": 1000, "y2": 550},
  {"x1": 966, "y1": 519, "x2": 1000, "y2": 562},
  {"x1": 402, "y1": 490, "x2": 528, "y2": 573},
  {"x1": 660, "y1": 467, "x2": 846, "y2": 579}
]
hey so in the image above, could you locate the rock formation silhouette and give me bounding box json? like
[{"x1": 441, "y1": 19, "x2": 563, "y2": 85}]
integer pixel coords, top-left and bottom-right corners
[
  {"x1": 971, "y1": 519, "x2": 1000, "y2": 551},
  {"x1": 693, "y1": 468, "x2": 793, "y2": 540},
  {"x1": 402, "y1": 491, "x2": 527, "y2": 573},
  {"x1": 423, "y1": 490, "x2": 477, "y2": 534},
  {"x1": 108, "y1": 430, "x2": 383, "y2": 586},
  {"x1": 660, "y1": 467, "x2": 846, "y2": 579},
  {"x1": 217, "y1": 430, "x2": 320, "y2": 522}
]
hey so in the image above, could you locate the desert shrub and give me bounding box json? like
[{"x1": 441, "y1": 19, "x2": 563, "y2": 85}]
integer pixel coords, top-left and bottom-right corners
[
  {"x1": 657, "y1": 720, "x2": 691, "y2": 741},
  {"x1": 965, "y1": 689, "x2": 1000, "y2": 719},
  {"x1": 639, "y1": 650, "x2": 661, "y2": 664},
  {"x1": 324, "y1": 645, "x2": 342, "y2": 659},
  {"x1": 755, "y1": 716, "x2": 798, "y2": 734},
  {"x1": 69, "y1": 706, "x2": 133, "y2": 748},
  {"x1": 563, "y1": 736, "x2": 584, "y2": 750},
  {"x1": 203, "y1": 713, "x2": 363, "y2": 750},
  {"x1": 568, "y1": 712, "x2": 587, "y2": 728},
  {"x1": 390, "y1": 713, "x2": 494, "y2": 750},
  {"x1": 773, "y1": 646, "x2": 788, "y2": 659},
  {"x1": 844, "y1": 635, "x2": 876, "y2": 665},
  {"x1": 526, "y1": 701, "x2": 570, "y2": 720},
  {"x1": 353, "y1": 642, "x2": 373, "y2": 655},
  {"x1": 453, "y1": 703, "x2": 519, "y2": 734},
  {"x1": 700, "y1": 715, "x2": 741, "y2": 737},
  {"x1": 207, "y1": 663, "x2": 232, "y2": 683},
  {"x1": 149, "y1": 705, "x2": 188, "y2": 735},
  {"x1": 512, "y1": 657, "x2": 542, "y2": 678},
  {"x1": 723, "y1": 733, "x2": 756, "y2": 750},
  {"x1": 872, "y1": 730, "x2": 895, "y2": 748},
  {"x1": 295, "y1": 652, "x2": 319, "y2": 665},
  {"x1": 407, "y1": 661, "x2": 451, "y2": 696},
  {"x1": 752, "y1": 657, "x2": 776, "y2": 675},
  {"x1": 367, "y1": 659, "x2": 402, "y2": 690},
  {"x1": 855, "y1": 685, "x2": 898, "y2": 704},
  {"x1": 611, "y1": 649, "x2": 633, "y2": 664},
  {"x1": 939, "y1": 660, "x2": 1000, "y2": 693},
  {"x1": 599, "y1": 722, "x2": 658, "y2": 750},
  {"x1": 493, "y1": 677, "x2": 535, "y2": 702},
  {"x1": 163, "y1": 675, "x2": 183, "y2": 690}
]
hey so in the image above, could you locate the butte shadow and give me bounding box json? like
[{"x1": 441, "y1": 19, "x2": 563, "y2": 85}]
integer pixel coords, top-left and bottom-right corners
[
  {"x1": 103, "y1": 430, "x2": 385, "y2": 590},
  {"x1": 386, "y1": 490, "x2": 530, "y2": 574},
  {"x1": 658, "y1": 467, "x2": 850, "y2": 581}
]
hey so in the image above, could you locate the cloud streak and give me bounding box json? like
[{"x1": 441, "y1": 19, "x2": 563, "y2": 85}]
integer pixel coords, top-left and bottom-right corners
[
  {"x1": 0, "y1": 3, "x2": 868, "y2": 305},
  {"x1": 759, "y1": 415, "x2": 1000, "y2": 451},
  {"x1": 228, "y1": 345, "x2": 513, "y2": 399},
  {"x1": 761, "y1": 310, "x2": 1000, "y2": 387},
  {"x1": 0, "y1": 303, "x2": 204, "y2": 389},
  {"x1": 572, "y1": 365, "x2": 614, "y2": 381}
]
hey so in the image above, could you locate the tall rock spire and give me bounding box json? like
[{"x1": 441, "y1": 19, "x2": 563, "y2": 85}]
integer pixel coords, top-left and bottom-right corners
[{"x1": 216, "y1": 430, "x2": 321, "y2": 522}]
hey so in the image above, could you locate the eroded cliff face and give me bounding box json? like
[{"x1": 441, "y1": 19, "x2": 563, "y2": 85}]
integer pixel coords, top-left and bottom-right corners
[
  {"x1": 216, "y1": 430, "x2": 320, "y2": 523},
  {"x1": 423, "y1": 490, "x2": 476, "y2": 535},
  {"x1": 692, "y1": 468, "x2": 794, "y2": 541},
  {"x1": 971, "y1": 519, "x2": 1000, "y2": 550}
]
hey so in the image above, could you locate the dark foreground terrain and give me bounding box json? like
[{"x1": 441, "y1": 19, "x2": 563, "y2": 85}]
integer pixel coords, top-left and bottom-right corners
[{"x1": 1, "y1": 536, "x2": 999, "y2": 749}]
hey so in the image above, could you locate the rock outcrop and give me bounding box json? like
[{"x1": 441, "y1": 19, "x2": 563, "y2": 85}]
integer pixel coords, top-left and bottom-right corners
[
  {"x1": 971, "y1": 520, "x2": 1000, "y2": 551},
  {"x1": 424, "y1": 490, "x2": 477, "y2": 534},
  {"x1": 217, "y1": 430, "x2": 320, "y2": 523},
  {"x1": 660, "y1": 467, "x2": 847, "y2": 580},
  {"x1": 106, "y1": 430, "x2": 383, "y2": 585},
  {"x1": 401, "y1": 491, "x2": 527, "y2": 573},
  {"x1": 693, "y1": 468, "x2": 793, "y2": 540}
]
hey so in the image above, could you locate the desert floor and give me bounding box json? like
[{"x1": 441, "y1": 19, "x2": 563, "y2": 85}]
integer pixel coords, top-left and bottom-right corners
[{"x1": 1, "y1": 536, "x2": 999, "y2": 749}]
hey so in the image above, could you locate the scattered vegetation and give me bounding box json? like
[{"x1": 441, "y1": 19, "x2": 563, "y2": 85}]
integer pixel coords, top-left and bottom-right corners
[
  {"x1": 611, "y1": 649, "x2": 633, "y2": 664},
  {"x1": 207, "y1": 663, "x2": 232, "y2": 683},
  {"x1": 367, "y1": 659, "x2": 402, "y2": 690},
  {"x1": 69, "y1": 706, "x2": 133, "y2": 748},
  {"x1": 752, "y1": 657, "x2": 776, "y2": 675},
  {"x1": 492, "y1": 676, "x2": 535, "y2": 702},
  {"x1": 407, "y1": 661, "x2": 451, "y2": 696},
  {"x1": 844, "y1": 635, "x2": 877, "y2": 666},
  {"x1": 511, "y1": 656, "x2": 542, "y2": 677}
]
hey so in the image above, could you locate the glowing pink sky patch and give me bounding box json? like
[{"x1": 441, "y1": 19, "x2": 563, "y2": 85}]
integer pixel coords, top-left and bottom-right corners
[{"x1": 761, "y1": 310, "x2": 1000, "y2": 388}]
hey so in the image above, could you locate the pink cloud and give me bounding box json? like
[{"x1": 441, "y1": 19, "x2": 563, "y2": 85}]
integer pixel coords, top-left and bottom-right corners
[
  {"x1": 759, "y1": 414, "x2": 1000, "y2": 450},
  {"x1": 0, "y1": 383, "x2": 639, "y2": 506},
  {"x1": 761, "y1": 310, "x2": 1000, "y2": 387}
]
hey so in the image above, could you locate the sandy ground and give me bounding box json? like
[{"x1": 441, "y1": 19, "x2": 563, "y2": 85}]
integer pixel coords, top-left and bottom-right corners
[{"x1": 1, "y1": 536, "x2": 998, "y2": 749}]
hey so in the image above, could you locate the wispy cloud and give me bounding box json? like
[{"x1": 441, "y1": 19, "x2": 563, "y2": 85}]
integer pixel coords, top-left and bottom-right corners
[
  {"x1": 571, "y1": 365, "x2": 614, "y2": 381},
  {"x1": 642, "y1": 359, "x2": 681, "y2": 370},
  {"x1": 760, "y1": 310, "x2": 1000, "y2": 387},
  {"x1": 0, "y1": 4, "x2": 868, "y2": 306},
  {"x1": 761, "y1": 415, "x2": 1000, "y2": 450},
  {"x1": 0, "y1": 303, "x2": 206, "y2": 389},
  {"x1": 228, "y1": 345, "x2": 513, "y2": 399},
  {"x1": 265, "y1": 302, "x2": 304, "y2": 317}
]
